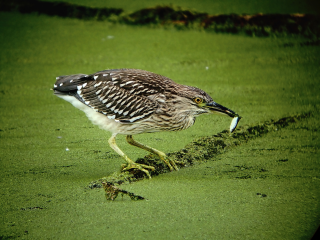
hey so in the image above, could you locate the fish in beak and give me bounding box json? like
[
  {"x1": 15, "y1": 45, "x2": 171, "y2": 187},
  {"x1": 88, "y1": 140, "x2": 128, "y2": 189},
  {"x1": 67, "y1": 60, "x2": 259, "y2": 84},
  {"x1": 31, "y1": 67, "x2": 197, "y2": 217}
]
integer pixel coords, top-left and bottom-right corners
[{"x1": 206, "y1": 101, "x2": 242, "y2": 133}]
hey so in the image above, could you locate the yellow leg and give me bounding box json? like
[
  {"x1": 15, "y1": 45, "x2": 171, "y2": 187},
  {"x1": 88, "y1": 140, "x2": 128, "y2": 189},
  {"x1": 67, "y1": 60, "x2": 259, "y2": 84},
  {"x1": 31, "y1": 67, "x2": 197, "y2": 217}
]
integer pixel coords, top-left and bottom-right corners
[
  {"x1": 126, "y1": 135, "x2": 179, "y2": 171},
  {"x1": 108, "y1": 134, "x2": 155, "y2": 179}
]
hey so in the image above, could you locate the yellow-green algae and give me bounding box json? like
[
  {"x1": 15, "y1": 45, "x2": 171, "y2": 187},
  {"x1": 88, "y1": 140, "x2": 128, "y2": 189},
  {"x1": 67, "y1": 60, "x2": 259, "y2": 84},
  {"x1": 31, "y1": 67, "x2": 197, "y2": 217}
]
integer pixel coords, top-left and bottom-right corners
[{"x1": 0, "y1": 8, "x2": 319, "y2": 240}]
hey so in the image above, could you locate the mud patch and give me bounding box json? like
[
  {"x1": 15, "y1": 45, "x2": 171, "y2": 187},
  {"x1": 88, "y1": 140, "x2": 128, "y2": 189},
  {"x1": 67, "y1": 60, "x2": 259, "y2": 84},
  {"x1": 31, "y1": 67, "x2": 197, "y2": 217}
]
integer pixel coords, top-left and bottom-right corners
[{"x1": 0, "y1": 0, "x2": 123, "y2": 20}]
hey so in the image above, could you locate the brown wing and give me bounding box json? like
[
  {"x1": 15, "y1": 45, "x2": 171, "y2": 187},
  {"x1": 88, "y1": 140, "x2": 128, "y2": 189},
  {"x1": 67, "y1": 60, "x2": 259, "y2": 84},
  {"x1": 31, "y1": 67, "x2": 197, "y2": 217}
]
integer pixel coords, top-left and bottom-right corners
[{"x1": 53, "y1": 69, "x2": 176, "y2": 123}]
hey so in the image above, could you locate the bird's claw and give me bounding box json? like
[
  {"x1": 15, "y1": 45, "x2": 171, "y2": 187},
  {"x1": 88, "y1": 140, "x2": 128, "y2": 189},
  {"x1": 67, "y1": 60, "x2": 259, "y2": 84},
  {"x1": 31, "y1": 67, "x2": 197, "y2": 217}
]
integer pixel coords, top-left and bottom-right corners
[
  {"x1": 159, "y1": 155, "x2": 180, "y2": 171},
  {"x1": 121, "y1": 163, "x2": 155, "y2": 179}
]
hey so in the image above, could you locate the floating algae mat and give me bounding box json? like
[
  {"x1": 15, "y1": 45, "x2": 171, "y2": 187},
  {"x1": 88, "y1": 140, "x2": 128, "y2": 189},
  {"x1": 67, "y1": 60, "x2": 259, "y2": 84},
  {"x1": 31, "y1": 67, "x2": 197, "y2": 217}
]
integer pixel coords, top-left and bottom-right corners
[{"x1": 89, "y1": 112, "x2": 312, "y2": 188}]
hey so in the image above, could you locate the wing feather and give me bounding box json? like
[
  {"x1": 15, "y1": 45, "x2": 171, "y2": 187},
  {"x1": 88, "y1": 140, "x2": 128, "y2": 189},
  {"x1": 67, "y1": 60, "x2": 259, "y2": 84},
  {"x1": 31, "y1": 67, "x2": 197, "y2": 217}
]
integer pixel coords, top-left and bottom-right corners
[{"x1": 53, "y1": 69, "x2": 174, "y2": 123}]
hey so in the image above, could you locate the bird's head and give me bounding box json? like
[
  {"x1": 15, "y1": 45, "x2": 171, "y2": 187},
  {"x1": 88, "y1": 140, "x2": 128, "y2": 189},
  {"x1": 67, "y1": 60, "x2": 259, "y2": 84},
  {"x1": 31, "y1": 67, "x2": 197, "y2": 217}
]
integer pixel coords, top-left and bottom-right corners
[{"x1": 180, "y1": 85, "x2": 239, "y2": 118}]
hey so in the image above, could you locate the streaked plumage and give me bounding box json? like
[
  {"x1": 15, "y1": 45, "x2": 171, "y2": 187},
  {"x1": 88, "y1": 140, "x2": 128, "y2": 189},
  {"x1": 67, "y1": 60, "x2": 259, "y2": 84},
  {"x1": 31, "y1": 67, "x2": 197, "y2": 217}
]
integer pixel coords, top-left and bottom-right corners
[{"x1": 53, "y1": 68, "x2": 240, "y2": 178}]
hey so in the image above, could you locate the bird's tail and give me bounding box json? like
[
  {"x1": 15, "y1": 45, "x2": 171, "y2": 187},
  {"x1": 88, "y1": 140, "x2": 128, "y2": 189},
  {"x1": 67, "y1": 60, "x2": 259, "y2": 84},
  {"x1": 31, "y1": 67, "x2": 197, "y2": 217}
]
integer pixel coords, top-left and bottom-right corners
[{"x1": 53, "y1": 74, "x2": 88, "y2": 94}]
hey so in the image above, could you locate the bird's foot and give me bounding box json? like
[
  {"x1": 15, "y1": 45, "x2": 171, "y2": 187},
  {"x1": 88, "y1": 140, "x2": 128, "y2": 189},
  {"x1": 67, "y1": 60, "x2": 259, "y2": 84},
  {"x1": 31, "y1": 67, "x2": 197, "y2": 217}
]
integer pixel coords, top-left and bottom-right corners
[
  {"x1": 160, "y1": 155, "x2": 179, "y2": 171},
  {"x1": 121, "y1": 162, "x2": 155, "y2": 179},
  {"x1": 125, "y1": 135, "x2": 180, "y2": 172}
]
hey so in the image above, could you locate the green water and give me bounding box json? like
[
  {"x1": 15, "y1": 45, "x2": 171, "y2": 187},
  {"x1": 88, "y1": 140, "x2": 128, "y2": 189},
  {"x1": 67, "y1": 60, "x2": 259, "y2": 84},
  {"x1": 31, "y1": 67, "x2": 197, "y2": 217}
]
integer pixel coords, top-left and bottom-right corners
[{"x1": 0, "y1": 10, "x2": 319, "y2": 239}]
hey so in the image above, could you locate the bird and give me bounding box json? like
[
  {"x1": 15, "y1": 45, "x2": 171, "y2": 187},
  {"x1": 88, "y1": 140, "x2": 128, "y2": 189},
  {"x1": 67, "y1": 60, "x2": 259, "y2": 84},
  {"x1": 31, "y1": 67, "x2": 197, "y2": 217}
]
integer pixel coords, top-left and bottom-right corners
[{"x1": 53, "y1": 68, "x2": 240, "y2": 178}]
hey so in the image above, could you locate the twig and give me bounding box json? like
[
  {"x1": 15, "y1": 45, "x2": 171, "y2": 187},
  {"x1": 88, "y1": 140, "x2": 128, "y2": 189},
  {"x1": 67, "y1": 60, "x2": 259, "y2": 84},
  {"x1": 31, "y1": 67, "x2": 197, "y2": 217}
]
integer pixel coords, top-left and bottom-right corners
[{"x1": 102, "y1": 182, "x2": 147, "y2": 201}]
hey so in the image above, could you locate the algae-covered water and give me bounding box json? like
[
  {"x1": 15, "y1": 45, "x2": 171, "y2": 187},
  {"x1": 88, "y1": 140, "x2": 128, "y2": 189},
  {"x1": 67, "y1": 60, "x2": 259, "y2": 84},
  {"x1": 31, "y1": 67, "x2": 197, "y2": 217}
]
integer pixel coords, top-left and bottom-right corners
[{"x1": 0, "y1": 5, "x2": 320, "y2": 240}]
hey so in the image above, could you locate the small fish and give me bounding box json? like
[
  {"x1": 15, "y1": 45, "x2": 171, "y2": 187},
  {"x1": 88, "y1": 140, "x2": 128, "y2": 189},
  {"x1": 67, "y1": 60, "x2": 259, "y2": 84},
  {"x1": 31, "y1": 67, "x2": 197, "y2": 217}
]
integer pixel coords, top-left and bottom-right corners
[{"x1": 230, "y1": 116, "x2": 241, "y2": 133}]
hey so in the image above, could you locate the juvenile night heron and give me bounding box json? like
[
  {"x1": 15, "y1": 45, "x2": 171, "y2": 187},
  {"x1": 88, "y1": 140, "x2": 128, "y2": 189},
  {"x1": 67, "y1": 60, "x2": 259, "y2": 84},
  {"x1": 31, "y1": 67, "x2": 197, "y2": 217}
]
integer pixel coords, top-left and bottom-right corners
[{"x1": 53, "y1": 69, "x2": 240, "y2": 178}]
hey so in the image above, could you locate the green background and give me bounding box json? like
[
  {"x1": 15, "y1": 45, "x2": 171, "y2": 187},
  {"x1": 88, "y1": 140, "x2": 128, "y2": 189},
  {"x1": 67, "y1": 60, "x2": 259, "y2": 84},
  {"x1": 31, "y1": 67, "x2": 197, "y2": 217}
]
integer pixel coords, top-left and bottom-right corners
[{"x1": 0, "y1": 1, "x2": 319, "y2": 239}]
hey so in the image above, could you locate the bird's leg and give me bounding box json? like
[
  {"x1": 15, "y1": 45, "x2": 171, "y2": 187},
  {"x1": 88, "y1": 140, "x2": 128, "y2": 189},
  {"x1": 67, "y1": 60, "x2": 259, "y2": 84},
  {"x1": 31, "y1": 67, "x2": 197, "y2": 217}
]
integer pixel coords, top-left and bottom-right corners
[
  {"x1": 108, "y1": 134, "x2": 155, "y2": 179},
  {"x1": 126, "y1": 135, "x2": 179, "y2": 171}
]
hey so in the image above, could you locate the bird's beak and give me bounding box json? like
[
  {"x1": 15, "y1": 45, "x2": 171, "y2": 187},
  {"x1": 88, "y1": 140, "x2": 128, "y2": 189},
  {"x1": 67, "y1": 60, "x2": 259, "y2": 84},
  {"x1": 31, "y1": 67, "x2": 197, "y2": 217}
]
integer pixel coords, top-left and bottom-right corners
[{"x1": 206, "y1": 101, "x2": 238, "y2": 118}]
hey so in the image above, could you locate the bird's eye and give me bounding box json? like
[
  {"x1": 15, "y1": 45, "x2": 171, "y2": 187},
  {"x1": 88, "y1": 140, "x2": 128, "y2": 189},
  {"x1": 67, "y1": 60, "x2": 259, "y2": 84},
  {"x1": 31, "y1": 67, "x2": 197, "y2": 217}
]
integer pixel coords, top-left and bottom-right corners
[{"x1": 193, "y1": 97, "x2": 203, "y2": 104}]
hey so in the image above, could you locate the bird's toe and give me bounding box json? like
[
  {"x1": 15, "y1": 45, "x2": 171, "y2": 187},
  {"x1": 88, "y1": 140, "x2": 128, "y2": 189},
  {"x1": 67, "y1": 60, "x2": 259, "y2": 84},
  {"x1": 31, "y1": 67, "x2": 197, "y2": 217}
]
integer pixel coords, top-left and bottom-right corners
[{"x1": 121, "y1": 162, "x2": 155, "y2": 179}]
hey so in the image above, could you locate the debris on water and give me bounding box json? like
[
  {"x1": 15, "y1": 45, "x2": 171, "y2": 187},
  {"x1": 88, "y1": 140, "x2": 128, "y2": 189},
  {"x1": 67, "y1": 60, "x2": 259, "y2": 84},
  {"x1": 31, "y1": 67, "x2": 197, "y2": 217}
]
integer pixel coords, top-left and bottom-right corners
[
  {"x1": 257, "y1": 193, "x2": 267, "y2": 197},
  {"x1": 102, "y1": 182, "x2": 147, "y2": 201}
]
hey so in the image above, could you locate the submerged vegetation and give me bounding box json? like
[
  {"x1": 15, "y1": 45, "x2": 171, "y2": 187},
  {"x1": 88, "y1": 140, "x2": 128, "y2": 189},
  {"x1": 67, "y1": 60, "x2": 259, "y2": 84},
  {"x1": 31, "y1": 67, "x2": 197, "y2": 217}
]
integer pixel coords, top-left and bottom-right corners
[{"x1": 1, "y1": 0, "x2": 320, "y2": 39}]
